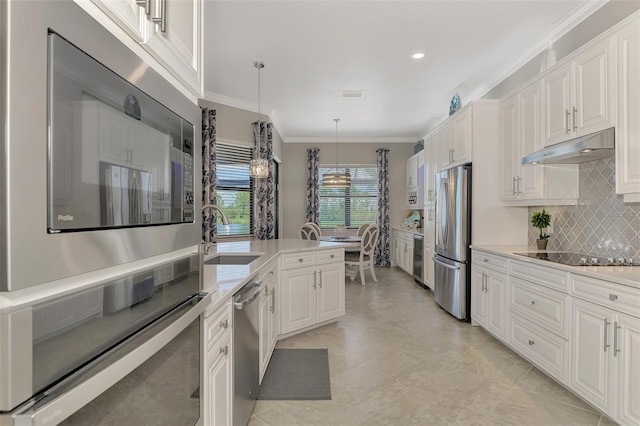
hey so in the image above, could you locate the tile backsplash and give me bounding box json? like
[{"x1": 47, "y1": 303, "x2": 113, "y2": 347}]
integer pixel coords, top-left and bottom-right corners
[{"x1": 528, "y1": 157, "x2": 640, "y2": 261}]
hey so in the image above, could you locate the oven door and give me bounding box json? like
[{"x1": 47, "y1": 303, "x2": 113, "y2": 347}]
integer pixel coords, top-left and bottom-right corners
[{"x1": 7, "y1": 293, "x2": 210, "y2": 426}]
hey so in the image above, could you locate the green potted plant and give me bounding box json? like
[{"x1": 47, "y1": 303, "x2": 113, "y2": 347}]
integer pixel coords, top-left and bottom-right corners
[{"x1": 531, "y1": 209, "x2": 552, "y2": 250}]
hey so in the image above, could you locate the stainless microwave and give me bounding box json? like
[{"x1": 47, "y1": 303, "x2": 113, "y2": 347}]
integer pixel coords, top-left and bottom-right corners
[{"x1": 0, "y1": 0, "x2": 202, "y2": 292}]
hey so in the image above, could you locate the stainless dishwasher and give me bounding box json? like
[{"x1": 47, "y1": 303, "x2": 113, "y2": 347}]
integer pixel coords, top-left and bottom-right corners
[{"x1": 233, "y1": 277, "x2": 266, "y2": 426}]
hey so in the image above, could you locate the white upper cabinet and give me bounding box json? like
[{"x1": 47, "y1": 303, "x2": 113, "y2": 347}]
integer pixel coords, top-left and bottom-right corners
[
  {"x1": 423, "y1": 137, "x2": 436, "y2": 207},
  {"x1": 615, "y1": 16, "x2": 640, "y2": 202},
  {"x1": 542, "y1": 37, "x2": 615, "y2": 147},
  {"x1": 437, "y1": 108, "x2": 472, "y2": 170},
  {"x1": 87, "y1": 0, "x2": 202, "y2": 97},
  {"x1": 499, "y1": 83, "x2": 578, "y2": 206}
]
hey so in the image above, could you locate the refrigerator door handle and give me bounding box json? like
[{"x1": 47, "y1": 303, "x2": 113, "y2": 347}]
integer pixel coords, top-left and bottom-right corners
[{"x1": 433, "y1": 256, "x2": 460, "y2": 270}]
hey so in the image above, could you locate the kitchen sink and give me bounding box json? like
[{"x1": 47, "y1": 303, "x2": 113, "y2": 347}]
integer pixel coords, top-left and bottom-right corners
[{"x1": 204, "y1": 255, "x2": 260, "y2": 265}]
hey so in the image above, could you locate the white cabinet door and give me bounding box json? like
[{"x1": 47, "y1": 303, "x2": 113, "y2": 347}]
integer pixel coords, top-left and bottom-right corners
[
  {"x1": 144, "y1": 0, "x2": 202, "y2": 94},
  {"x1": 471, "y1": 266, "x2": 488, "y2": 327},
  {"x1": 518, "y1": 81, "x2": 544, "y2": 200},
  {"x1": 486, "y1": 269, "x2": 508, "y2": 341},
  {"x1": 406, "y1": 154, "x2": 418, "y2": 187},
  {"x1": 316, "y1": 262, "x2": 345, "y2": 323},
  {"x1": 571, "y1": 298, "x2": 615, "y2": 416},
  {"x1": 404, "y1": 239, "x2": 414, "y2": 275},
  {"x1": 574, "y1": 37, "x2": 615, "y2": 136},
  {"x1": 423, "y1": 245, "x2": 434, "y2": 291},
  {"x1": 424, "y1": 138, "x2": 436, "y2": 206},
  {"x1": 451, "y1": 108, "x2": 472, "y2": 165},
  {"x1": 543, "y1": 61, "x2": 574, "y2": 147},
  {"x1": 500, "y1": 95, "x2": 518, "y2": 201},
  {"x1": 616, "y1": 19, "x2": 640, "y2": 201},
  {"x1": 437, "y1": 125, "x2": 452, "y2": 170},
  {"x1": 268, "y1": 284, "x2": 279, "y2": 354},
  {"x1": 280, "y1": 266, "x2": 316, "y2": 334},
  {"x1": 90, "y1": 0, "x2": 147, "y2": 41},
  {"x1": 616, "y1": 312, "x2": 640, "y2": 426},
  {"x1": 204, "y1": 332, "x2": 232, "y2": 426}
]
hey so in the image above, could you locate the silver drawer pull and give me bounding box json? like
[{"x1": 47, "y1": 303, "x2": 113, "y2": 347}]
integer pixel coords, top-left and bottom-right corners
[
  {"x1": 614, "y1": 321, "x2": 621, "y2": 357},
  {"x1": 528, "y1": 340, "x2": 535, "y2": 346},
  {"x1": 220, "y1": 345, "x2": 229, "y2": 356},
  {"x1": 330, "y1": 254, "x2": 335, "y2": 258},
  {"x1": 529, "y1": 300, "x2": 536, "y2": 306},
  {"x1": 298, "y1": 258, "x2": 303, "y2": 262},
  {"x1": 483, "y1": 258, "x2": 489, "y2": 263},
  {"x1": 609, "y1": 294, "x2": 618, "y2": 301},
  {"x1": 219, "y1": 319, "x2": 229, "y2": 329},
  {"x1": 604, "y1": 319, "x2": 611, "y2": 352}
]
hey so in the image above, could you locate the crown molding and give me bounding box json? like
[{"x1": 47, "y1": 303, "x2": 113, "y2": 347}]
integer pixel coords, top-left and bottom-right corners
[
  {"x1": 202, "y1": 90, "x2": 274, "y2": 115},
  {"x1": 284, "y1": 136, "x2": 418, "y2": 144},
  {"x1": 464, "y1": 0, "x2": 608, "y2": 103}
]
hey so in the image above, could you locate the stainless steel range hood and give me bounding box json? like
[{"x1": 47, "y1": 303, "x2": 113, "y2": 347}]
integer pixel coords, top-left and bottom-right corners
[{"x1": 522, "y1": 127, "x2": 614, "y2": 165}]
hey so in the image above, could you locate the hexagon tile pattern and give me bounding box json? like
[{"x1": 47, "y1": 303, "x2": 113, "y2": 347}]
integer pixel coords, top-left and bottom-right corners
[{"x1": 528, "y1": 158, "x2": 640, "y2": 261}]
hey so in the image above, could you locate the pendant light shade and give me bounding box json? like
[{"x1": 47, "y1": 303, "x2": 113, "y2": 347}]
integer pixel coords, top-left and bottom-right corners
[
  {"x1": 250, "y1": 61, "x2": 269, "y2": 179},
  {"x1": 322, "y1": 118, "x2": 351, "y2": 188}
]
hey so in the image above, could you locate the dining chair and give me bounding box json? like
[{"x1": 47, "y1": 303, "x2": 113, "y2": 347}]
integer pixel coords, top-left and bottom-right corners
[
  {"x1": 346, "y1": 223, "x2": 371, "y2": 254},
  {"x1": 308, "y1": 222, "x2": 322, "y2": 237},
  {"x1": 344, "y1": 224, "x2": 379, "y2": 286},
  {"x1": 299, "y1": 222, "x2": 320, "y2": 240}
]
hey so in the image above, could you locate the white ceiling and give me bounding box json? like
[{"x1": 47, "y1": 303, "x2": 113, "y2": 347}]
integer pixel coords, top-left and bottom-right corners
[{"x1": 203, "y1": 1, "x2": 605, "y2": 142}]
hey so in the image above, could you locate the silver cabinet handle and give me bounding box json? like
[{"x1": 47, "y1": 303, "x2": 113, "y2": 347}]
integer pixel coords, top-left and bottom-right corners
[
  {"x1": 298, "y1": 258, "x2": 304, "y2": 262},
  {"x1": 609, "y1": 294, "x2": 618, "y2": 301},
  {"x1": 269, "y1": 288, "x2": 275, "y2": 313},
  {"x1": 319, "y1": 270, "x2": 323, "y2": 288},
  {"x1": 152, "y1": 0, "x2": 167, "y2": 32},
  {"x1": 566, "y1": 109, "x2": 571, "y2": 133},
  {"x1": 484, "y1": 273, "x2": 489, "y2": 293},
  {"x1": 529, "y1": 300, "x2": 536, "y2": 306},
  {"x1": 614, "y1": 321, "x2": 621, "y2": 357},
  {"x1": 220, "y1": 345, "x2": 228, "y2": 356},
  {"x1": 528, "y1": 339, "x2": 535, "y2": 346},
  {"x1": 517, "y1": 176, "x2": 521, "y2": 195},
  {"x1": 219, "y1": 319, "x2": 229, "y2": 329},
  {"x1": 483, "y1": 258, "x2": 489, "y2": 263},
  {"x1": 330, "y1": 254, "x2": 335, "y2": 259},
  {"x1": 135, "y1": 0, "x2": 150, "y2": 15},
  {"x1": 572, "y1": 107, "x2": 578, "y2": 131},
  {"x1": 512, "y1": 177, "x2": 516, "y2": 196},
  {"x1": 481, "y1": 272, "x2": 486, "y2": 292},
  {"x1": 604, "y1": 319, "x2": 611, "y2": 352},
  {"x1": 313, "y1": 271, "x2": 317, "y2": 290}
]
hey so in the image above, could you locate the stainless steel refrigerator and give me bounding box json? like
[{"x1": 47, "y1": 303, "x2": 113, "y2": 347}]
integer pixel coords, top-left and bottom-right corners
[{"x1": 434, "y1": 164, "x2": 472, "y2": 321}]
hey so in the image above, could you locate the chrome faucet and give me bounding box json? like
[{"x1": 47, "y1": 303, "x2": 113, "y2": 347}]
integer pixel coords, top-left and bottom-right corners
[
  {"x1": 202, "y1": 204, "x2": 230, "y2": 225},
  {"x1": 201, "y1": 204, "x2": 230, "y2": 255}
]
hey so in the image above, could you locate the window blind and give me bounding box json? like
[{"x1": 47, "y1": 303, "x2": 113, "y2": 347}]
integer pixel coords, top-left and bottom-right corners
[
  {"x1": 318, "y1": 166, "x2": 378, "y2": 228},
  {"x1": 216, "y1": 144, "x2": 253, "y2": 236}
]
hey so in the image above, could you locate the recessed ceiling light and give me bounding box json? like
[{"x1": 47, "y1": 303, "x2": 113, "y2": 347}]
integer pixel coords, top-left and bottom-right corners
[{"x1": 411, "y1": 52, "x2": 425, "y2": 60}]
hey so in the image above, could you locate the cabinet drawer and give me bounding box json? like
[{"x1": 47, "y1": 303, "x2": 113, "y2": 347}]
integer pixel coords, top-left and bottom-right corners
[
  {"x1": 472, "y1": 251, "x2": 507, "y2": 273},
  {"x1": 259, "y1": 260, "x2": 277, "y2": 283},
  {"x1": 393, "y1": 230, "x2": 413, "y2": 242},
  {"x1": 317, "y1": 249, "x2": 344, "y2": 264},
  {"x1": 510, "y1": 314, "x2": 570, "y2": 385},
  {"x1": 204, "y1": 301, "x2": 232, "y2": 355},
  {"x1": 281, "y1": 252, "x2": 316, "y2": 270},
  {"x1": 571, "y1": 274, "x2": 640, "y2": 318},
  {"x1": 511, "y1": 277, "x2": 570, "y2": 339},
  {"x1": 510, "y1": 259, "x2": 570, "y2": 293}
]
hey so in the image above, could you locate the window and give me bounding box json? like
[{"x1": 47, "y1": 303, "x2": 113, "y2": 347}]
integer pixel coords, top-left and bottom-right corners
[
  {"x1": 216, "y1": 144, "x2": 253, "y2": 236},
  {"x1": 318, "y1": 166, "x2": 378, "y2": 228}
]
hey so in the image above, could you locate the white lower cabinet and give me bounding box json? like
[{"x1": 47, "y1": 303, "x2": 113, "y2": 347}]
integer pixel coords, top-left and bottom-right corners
[
  {"x1": 471, "y1": 264, "x2": 508, "y2": 341},
  {"x1": 392, "y1": 230, "x2": 414, "y2": 275},
  {"x1": 280, "y1": 250, "x2": 345, "y2": 336},
  {"x1": 472, "y1": 248, "x2": 640, "y2": 426},
  {"x1": 571, "y1": 298, "x2": 640, "y2": 424},
  {"x1": 203, "y1": 303, "x2": 233, "y2": 426},
  {"x1": 259, "y1": 265, "x2": 279, "y2": 383}
]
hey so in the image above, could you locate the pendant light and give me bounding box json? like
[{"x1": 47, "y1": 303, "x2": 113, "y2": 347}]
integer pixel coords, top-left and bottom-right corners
[
  {"x1": 322, "y1": 118, "x2": 351, "y2": 188},
  {"x1": 250, "y1": 60, "x2": 269, "y2": 179}
]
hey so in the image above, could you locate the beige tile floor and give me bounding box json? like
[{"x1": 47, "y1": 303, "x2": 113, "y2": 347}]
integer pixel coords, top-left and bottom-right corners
[{"x1": 248, "y1": 267, "x2": 615, "y2": 426}]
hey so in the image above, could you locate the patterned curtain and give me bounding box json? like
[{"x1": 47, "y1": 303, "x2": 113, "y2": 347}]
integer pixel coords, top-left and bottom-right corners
[
  {"x1": 253, "y1": 121, "x2": 275, "y2": 239},
  {"x1": 306, "y1": 148, "x2": 320, "y2": 224},
  {"x1": 375, "y1": 148, "x2": 391, "y2": 266},
  {"x1": 202, "y1": 108, "x2": 217, "y2": 243}
]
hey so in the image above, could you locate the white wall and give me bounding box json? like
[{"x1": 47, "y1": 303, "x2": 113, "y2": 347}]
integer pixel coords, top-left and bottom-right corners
[{"x1": 281, "y1": 142, "x2": 415, "y2": 239}]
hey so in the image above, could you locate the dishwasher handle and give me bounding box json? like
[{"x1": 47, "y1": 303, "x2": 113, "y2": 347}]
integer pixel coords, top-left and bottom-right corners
[{"x1": 233, "y1": 281, "x2": 266, "y2": 310}]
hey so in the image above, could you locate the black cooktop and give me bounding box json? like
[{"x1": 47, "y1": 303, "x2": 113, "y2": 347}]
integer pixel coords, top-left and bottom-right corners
[{"x1": 514, "y1": 252, "x2": 634, "y2": 266}]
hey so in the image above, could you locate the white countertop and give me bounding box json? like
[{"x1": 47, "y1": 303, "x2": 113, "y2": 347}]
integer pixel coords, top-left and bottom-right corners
[
  {"x1": 202, "y1": 239, "x2": 347, "y2": 311},
  {"x1": 392, "y1": 227, "x2": 424, "y2": 236},
  {"x1": 471, "y1": 245, "x2": 640, "y2": 289}
]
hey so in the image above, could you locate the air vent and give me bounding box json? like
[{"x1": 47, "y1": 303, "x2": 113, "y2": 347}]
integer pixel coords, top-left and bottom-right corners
[{"x1": 342, "y1": 90, "x2": 366, "y2": 98}]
